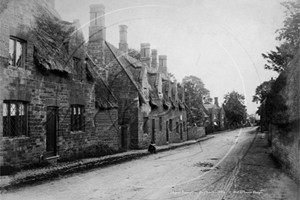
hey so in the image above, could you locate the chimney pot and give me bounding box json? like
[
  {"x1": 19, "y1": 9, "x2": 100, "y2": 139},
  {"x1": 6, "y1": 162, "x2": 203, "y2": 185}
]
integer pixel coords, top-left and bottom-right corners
[
  {"x1": 151, "y1": 49, "x2": 158, "y2": 68},
  {"x1": 158, "y1": 55, "x2": 168, "y2": 77},
  {"x1": 119, "y1": 25, "x2": 128, "y2": 54},
  {"x1": 140, "y1": 43, "x2": 150, "y2": 58},
  {"x1": 214, "y1": 97, "x2": 219, "y2": 107},
  {"x1": 89, "y1": 4, "x2": 106, "y2": 42}
]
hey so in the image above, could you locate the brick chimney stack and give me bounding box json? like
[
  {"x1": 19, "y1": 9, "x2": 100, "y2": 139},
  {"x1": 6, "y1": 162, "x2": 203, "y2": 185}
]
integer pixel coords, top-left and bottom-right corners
[
  {"x1": 89, "y1": 4, "x2": 106, "y2": 42},
  {"x1": 87, "y1": 4, "x2": 106, "y2": 78},
  {"x1": 140, "y1": 43, "x2": 151, "y2": 67},
  {"x1": 151, "y1": 49, "x2": 158, "y2": 69},
  {"x1": 214, "y1": 97, "x2": 219, "y2": 107},
  {"x1": 119, "y1": 25, "x2": 128, "y2": 54},
  {"x1": 158, "y1": 55, "x2": 168, "y2": 78}
]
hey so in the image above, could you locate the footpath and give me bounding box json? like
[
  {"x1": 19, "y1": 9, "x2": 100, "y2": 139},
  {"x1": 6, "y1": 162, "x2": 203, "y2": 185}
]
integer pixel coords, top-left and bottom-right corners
[
  {"x1": 224, "y1": 131, "x2": 300, "y2": 200},
  {"x1": 0, "y1": 135, "x2": 214, "y2": 191}
]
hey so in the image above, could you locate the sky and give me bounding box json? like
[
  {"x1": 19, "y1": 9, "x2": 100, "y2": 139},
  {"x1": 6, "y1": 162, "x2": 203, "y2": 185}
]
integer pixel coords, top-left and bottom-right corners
[{"x1": 55, "y1": 0, "x2": 285, "y2": 114}]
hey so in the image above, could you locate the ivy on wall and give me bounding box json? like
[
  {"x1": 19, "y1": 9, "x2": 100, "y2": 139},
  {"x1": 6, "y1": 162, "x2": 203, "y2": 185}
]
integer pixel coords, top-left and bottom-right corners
[{"x1": 265, "y1": 73, "x2": 289, "y2": 125}]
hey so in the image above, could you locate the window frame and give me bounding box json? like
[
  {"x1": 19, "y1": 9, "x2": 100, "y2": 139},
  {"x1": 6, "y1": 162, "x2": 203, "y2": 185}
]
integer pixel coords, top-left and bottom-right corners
[
  {"x1": 70, "y1": 105, "x2": 85, "y2": 132},
  {"x1": 9, "y1": 36, "x2": 26, "y2": 68},
  {"x1": 3, "y1": 101, "x2": 28, "y2": 137}
]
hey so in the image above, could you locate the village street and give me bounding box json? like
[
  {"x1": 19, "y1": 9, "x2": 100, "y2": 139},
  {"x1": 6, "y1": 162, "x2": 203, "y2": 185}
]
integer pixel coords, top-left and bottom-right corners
[{"x1": 1, "y1": 127, "x2": 298, "y2": 200}]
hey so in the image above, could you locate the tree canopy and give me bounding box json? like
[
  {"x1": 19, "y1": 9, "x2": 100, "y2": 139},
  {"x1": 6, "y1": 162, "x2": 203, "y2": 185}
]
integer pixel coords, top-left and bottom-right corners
[
  {"x1": 223, "y1": 91, "x2": 247, "y2": 127},
  {"x1": 252, "y1": 78, "x2": 275, "y2": 104},
  {"x1": 262, "y1": 0, "x2": 300, "y2": 73},
  {"x1": 183, "y1": 75, "x2": 210, "y2": 126}
]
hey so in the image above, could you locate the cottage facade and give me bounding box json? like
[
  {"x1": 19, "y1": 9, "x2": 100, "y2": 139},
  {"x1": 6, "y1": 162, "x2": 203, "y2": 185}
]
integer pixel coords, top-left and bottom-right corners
[
  {"x1": 87, "y1": 4, "x2": 188, "y2": 149},
  {"x1": 0, "y1": 0, "x2": 119, "y2": 169}
]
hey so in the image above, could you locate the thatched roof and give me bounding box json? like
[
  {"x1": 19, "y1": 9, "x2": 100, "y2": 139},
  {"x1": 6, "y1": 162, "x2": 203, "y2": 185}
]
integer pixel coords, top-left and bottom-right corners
[{"x1": 32, "y1": 7, "x2": 76, "y2": 73}]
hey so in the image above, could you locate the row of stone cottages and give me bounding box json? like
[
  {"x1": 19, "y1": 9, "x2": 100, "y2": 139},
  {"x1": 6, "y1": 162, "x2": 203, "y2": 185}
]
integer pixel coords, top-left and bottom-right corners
[{"x1": 0, "y1": 1, "x2": 206, "y2": 169}]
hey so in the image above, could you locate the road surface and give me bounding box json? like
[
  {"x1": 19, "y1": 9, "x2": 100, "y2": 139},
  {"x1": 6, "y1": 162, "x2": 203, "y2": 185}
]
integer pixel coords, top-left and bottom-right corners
[{"x1": 1, "y1": 127, "x2": 298, "y2": 200}]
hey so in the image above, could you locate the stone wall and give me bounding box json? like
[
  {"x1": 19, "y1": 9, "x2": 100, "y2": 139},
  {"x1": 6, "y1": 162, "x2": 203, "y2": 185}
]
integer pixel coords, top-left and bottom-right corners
[
  {"x1": 187, "y1": 126, "x2": 206, "y2": 140},
  {"x1": 270, "y1": 123, "x2": 300, "y2": 183},
  {"x1": 269, "y1": 49, "x2": 300, "y2": 184}
]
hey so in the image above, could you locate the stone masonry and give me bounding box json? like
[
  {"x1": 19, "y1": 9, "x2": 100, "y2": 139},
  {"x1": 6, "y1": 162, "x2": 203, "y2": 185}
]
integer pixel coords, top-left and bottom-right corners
[{"x1": 0, "y1": 0, "x2": 119, "y2": 168}]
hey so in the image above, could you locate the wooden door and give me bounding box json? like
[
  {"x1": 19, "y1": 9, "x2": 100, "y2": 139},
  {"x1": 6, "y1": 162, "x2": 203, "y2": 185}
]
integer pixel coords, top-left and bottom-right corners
[
  {"x1": 166, "y1": 121, "x2": 169, "y2": 142},
  {"x1": 180, "y1": 123, "x2": 183, "y2": 140},
  {"x1": 121, "y1": 125, "x2": 127, "y2": 149},
  {"x1": 46, "y1": 107, "x2": 57, "y2": 157},
  {"x1": 152, "y1": 119, "x2": 155, "y2": 143}
]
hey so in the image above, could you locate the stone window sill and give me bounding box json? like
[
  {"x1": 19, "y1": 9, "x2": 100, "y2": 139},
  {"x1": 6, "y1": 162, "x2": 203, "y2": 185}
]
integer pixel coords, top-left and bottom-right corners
[
  {"x1": 2, "y1": 136, "x2": 30, "y2": 141},
  {"x1": 70, "y1": 131, "x2": 85, "y2": 134}
]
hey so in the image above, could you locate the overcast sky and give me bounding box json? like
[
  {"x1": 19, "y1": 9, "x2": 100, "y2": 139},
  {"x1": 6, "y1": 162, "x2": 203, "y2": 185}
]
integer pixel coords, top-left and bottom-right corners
[{"x1": 55, "y1": 0, "x2": 285, "y2": 114}]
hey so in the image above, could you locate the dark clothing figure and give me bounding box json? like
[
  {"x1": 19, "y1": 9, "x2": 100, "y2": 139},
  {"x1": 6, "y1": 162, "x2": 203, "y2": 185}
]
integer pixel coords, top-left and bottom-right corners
[{"x1": 148, "y1": 142, "x2": 156, "y2": 154}]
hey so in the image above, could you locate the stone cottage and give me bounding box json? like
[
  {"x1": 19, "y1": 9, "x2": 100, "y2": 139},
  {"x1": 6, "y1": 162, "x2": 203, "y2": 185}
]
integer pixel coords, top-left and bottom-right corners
[
  {"x1": 0, "y1": 0, "x2": 119, "y2": 169},
  {"x1": 203, "y1": 97, "x2": 225, "y2": 133},
  {"x1": 87, "y1": 4, "x2": 189, "y2": 149}
]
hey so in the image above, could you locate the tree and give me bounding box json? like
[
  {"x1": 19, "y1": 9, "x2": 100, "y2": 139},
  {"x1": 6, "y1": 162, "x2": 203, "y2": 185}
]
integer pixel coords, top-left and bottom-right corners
[
  {"x1": 252, "y1": 78, "x2": 275, "y2": 104},
  {"x1": 262, "y1": 0, "x2": 300, "y2": 73},
  {"x1": 223, "y1": 91, "x2": 247, "y2": 128},
  {"x1": 252, "y1": 78, "x2": 275, "y2": 115},
  {"x1": 182, "y1": 75, "x2": 210, "y2": 126}
]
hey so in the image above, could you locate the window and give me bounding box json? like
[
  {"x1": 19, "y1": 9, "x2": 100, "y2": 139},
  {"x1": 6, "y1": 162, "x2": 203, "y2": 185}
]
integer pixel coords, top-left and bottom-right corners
[
  {"x1": 159, "y1": 117, "x2": 162, "y2": 131},
  {"x1": 73, "y1": 57, "x2": 82, "y2": 80},
  {"x1": 9, "y1": 37, "x2": 26, "y2": 67},
  {"x1": 169, "y1": 119, "x2": 172, "y2": 132},
  {"x1": 176, "y1": 122, "x2": 179, "y2": 133},
  {"x1": 183, "y1": 122, "x2": 186, "y2": 132},
  {"x1": 71, "y1": 105, "x2": 85, "y2": 131},
  {"x1": 143, "y1": 117, "x2": 148, "y2": 134},
  {"x1": 3, "y1": 101, "x2": 28, "y2": 137}
]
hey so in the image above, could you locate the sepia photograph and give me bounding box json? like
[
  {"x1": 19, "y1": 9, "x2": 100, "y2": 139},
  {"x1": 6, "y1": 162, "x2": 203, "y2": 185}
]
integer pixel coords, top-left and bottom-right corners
[{"x1": 0, "y1": 0, "x2": 299, "y2": 199}]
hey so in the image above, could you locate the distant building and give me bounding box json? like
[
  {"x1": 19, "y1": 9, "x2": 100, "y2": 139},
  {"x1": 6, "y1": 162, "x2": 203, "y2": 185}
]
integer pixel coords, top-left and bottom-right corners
[{"x1": 203, "y1": 97, "x2": 225, "y2": 133}]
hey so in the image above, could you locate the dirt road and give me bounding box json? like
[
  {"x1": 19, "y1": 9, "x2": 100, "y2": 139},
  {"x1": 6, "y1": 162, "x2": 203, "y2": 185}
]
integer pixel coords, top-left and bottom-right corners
[{"x1": 1, "y1": 127, "x2": 298, "y2": 200}]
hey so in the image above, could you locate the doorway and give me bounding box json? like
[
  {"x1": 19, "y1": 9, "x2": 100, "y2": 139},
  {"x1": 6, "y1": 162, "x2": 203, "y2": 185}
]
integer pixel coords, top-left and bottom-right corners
[{"x1": 46, "y1": 107, "x2": 58, "y2": 157}]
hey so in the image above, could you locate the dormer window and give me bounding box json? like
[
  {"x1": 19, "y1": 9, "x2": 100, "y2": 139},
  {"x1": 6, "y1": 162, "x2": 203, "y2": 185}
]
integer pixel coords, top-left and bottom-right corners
[{"x1": 9, "y1": 37, "x2": 26, "y2": 68}]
